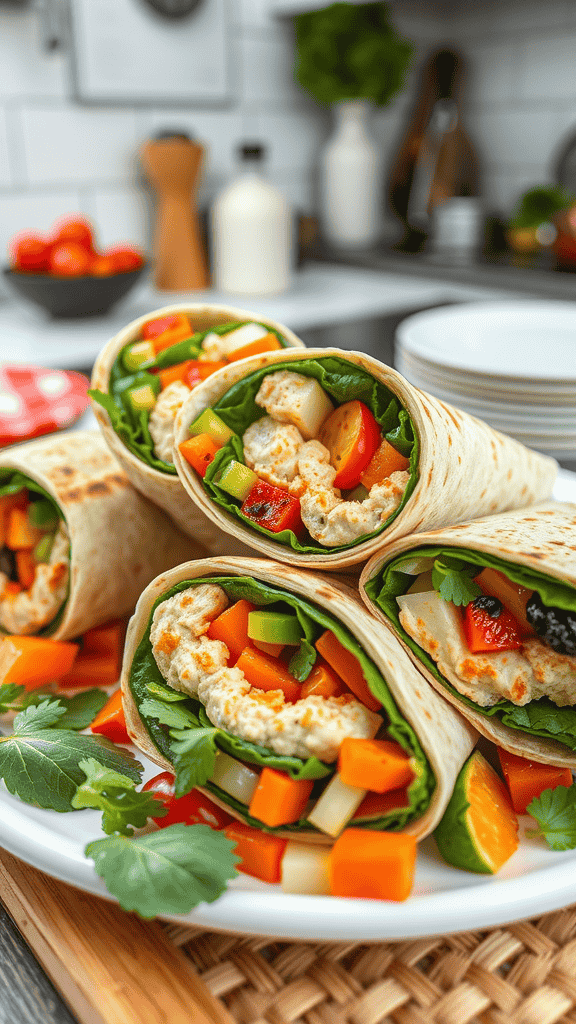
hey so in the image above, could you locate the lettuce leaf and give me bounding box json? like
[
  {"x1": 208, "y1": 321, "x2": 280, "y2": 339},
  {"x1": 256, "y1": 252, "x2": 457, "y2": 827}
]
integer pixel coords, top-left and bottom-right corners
[
  {"x1": 203, "y1": 355, "x2": 418, "y2": 553},
  {"x1": 129, "y1": 575, "x2": 434, "y2": 833},
  {"x1": 365, "y1": 545, "x2": 576, "y2": 751},
  {"x1": 90, "y1": 321, "x2": 288, "y2": 474}
]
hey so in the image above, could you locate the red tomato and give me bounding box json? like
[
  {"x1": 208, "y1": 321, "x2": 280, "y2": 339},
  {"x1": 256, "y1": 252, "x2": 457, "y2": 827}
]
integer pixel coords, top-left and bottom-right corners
[
  {"x1": 90, "y1": 254, "x2": 116, "y2": 277},
  {"x1": 464, "y1": 599, "x2": 523, "y2": 653},
  {"x1": 318, "y1": 400, "x2": 381, "y2": 490},
  {"x1": 48, "y1": 242, "x2": 92, "y2": 277},
  {"x1": 52, "y1": 215, "x2": 95, "y2": 253},
  {"x1": 10, "y1": 232, "x2": 51, "y2": 272},
  {"x1": 142, "y1": 314, "x2": 187, "y2": 339},
  {"x1": 105, "y1": 245, "x2": 143, "y2": 272},
  {"x1": 142, "y1": 771, "x2": 233, "y2": 829},
  {"x1": 241, "y1": 479, "x2": 304, "y2": 535}
]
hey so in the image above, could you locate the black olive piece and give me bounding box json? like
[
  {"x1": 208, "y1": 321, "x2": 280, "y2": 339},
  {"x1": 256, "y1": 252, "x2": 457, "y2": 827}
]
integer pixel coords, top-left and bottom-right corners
[
  {"x1": 472, "y1": 595, "x2": 503, "y2": 618},
  {"x1": 526, "y1": 593, "x2": 576, "y2": 657},
  {"x1": 0, "y1": 547, "x2": 16, "y2": 579}
]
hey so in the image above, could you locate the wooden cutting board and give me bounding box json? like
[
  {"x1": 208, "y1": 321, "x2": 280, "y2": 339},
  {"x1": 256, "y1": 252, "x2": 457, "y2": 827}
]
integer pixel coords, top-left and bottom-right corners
[{"x1": 0, "y1": 848, "x2": 234, "y2": 1024}]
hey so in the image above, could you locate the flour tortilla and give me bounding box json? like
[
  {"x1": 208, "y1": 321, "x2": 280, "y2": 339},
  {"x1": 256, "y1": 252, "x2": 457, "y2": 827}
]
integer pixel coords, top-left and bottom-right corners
[
  {"x1": 90, "y1": 302, "x2": 304, "y2": 554},
  {"x1": 0, "y1": 431, "x2": 204, "y2": 641},
  {"x1": 172, "y1": 347, "x2": 558, "y2": 569},
  {"x1": 122, "y1": 556, "x2": 476, "y2": 843},
  {"x1": 359, "y1": 502, "x2": 576, "y2": 767}
]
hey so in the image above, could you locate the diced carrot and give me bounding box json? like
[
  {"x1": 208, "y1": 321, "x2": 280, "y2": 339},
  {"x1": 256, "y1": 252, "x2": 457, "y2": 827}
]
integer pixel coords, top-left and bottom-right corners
[
  {"x1": 149, "y1": 320, "x2": 193, "y2": 353},
  {"x1": 224, "y1": 821, "x2": 287, "y2": 883},
  {"x1": 158, "y1": 360, "x2": 196, "y2": 390},
  {"x1": 254, "y1": 640, "x2": 285, "y2": 658},
  {"x1": 338, "y1": 738, "x2": 414, "y2": 793},
  {"x1": 315, "y1": 631, "x2": 381, "y2": 712},
  {"x1": 0, "y1": 492, "x2": 28, "y2": 546},
  {"x1": 57, "y1": 652, "x2": 119, "y2": 689},
  {"x1": 353, "y1": 788, "x2": 410, "y2": 820},
  {"x1": 142, "y1": 313, "x2": 191, "y2": 340},
  {"x1": 15, "y1": 548, "x2": 36, "y2": 590},
  {"x1": 90, "y1": 688, "x2": 130, "y2": 744},
  {"x1": 248, "y1": 767, "x2": 314, "y2": 827},
  {"x1": 226, "y1": 334, "x2": 282, "y2": 362},
  {"x1": 360, "y1": 438, "x2": 410, "y2": 490},
  {"x1": 235, "y1": 646, "x2": 301, "y2": 703},
  {"x1": 82, "y1": 619, "x2": 126, "y2": 662},
  {"x1": 206, "y1": 599, "x2": 256, "y2": 663},
  {"x1": 330, "y1": 828, "x2": 417, "y2": 901},
  {"x1": 0, "y1": 635, "x2": 79, "y2": 690},
  {"x1": 5, "y1": 508, "x2": 43, "y2": 550},
  {"x1": 498, "y1": 747, "x2": 573, "y2": 815},
  {"x1": 301, "y1": 658, "x2": 345, "y2": 700},
  {"x1": 178, "y1": 435, "x2": 220, "y2": 478}
]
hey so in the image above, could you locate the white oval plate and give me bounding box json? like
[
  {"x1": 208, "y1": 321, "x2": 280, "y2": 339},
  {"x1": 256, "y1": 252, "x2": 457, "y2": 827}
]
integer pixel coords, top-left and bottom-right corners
[
  {"x1": 397, "y1": 301, "x2": 576, "y2": 380},
  {"x1": 1, "y1": 470, "x2": 576, "y2": 941}
]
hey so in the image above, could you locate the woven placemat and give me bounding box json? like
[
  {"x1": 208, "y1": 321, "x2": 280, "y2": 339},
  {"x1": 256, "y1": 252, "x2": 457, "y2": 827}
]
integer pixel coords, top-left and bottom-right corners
[{"x1": 162, "y1": 909, "x2": 576, "y2": 1024}]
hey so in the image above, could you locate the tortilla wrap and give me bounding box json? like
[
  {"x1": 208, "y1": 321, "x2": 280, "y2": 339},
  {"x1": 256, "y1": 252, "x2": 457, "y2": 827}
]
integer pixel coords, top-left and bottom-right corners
[
  {"x1": 90, "y1": 302, "x2": 304, "y2": 553},
  {"x1": 360, "y1": 502, "x2": 576, "y2": 767},
  {"x1": 122, "y1": 556, "x2": 476, "y2": 843},
  {"x1": 0, "y1": 431, "x2": 204, "y2": 641},
  {"x1": 171, "y1": 347, "x2": 557, "y2": 569}
]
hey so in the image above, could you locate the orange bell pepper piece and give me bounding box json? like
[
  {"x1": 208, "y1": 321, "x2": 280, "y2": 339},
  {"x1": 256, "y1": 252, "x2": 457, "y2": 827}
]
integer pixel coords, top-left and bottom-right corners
[
  {"x1": 226, "y1": 334, "x2": 282, "y2": 362},
  {"x1": 315, "y1": 631, "x2": 381, "y2": 712},
  {"x1": 360, "y1": 438, "x2": 410, "y2": 490},
  {"x1": 0, "y1": 635, "x2": 79, "y2": 690},
  {"x1": 206, "y1": 599, "x2": 256, "y2": 663},
  {"x1": 6, "y1": 508, "x2": 43, "y2": 550},
  {"x1": 15, "y1": 548, "x2": 36, "y2": 590},
  {"x1": 90, "y1": 688, "x2": 130, "y2": 744},
  {"x1": 235, "y1": 646, "x2": 301, "y2": 703},
  {"x1": 151, "y1": 322, "x2": 193, "y2": 354},
  {"x1": 82, "y1": 619, "x2": 126, "y2": 665},
  {"x1": 498, "y1": 747, "x2": 573, "y2": 814},
  {"x1": 57, "y1": 652, "x2": 120, "y2": 689},
  {"x1": 300, "y1": 658, "x2": 345, "y2": 699},
  {"x1": 178, "y1": 435, "x2": 220, "y2": 478}
]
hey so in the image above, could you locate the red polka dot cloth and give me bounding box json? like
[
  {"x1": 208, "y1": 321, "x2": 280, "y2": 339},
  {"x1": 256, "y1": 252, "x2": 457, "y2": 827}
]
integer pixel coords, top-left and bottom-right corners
[{"x1": 0, "y1": 365, "x2": 89, "y2": 447}]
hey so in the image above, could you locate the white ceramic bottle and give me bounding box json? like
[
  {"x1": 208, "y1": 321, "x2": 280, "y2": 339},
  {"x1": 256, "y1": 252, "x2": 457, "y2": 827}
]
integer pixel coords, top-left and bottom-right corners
[
  {"x1": 212, "y1": 144, "x2": 292, "y2": 296},
  {"x1": 321, "y1": 100, "x2": 383, "y2": 247}
]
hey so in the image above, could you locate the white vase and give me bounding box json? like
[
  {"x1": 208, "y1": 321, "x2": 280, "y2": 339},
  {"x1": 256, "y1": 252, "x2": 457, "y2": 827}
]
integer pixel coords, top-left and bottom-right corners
[{"x1": 320, "y1": 100, "x2": 383, "y2": 248}]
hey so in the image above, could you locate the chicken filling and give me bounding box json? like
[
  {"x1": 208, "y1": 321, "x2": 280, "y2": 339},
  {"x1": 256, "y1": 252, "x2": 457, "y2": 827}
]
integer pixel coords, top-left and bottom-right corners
[{"x1": 0, "y1": 520, "x2": 69, "y2": 635}]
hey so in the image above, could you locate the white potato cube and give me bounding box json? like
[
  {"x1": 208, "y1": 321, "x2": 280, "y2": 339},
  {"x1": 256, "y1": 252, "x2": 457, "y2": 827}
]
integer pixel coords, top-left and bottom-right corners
[
  {"x1": 281, "y1": 841, "x2": 331, "y2": 895},
  {"x1": 306, "y1": 773, "x2": 366, "y2": 837},
  {"x1": 255, "y1": 371, "x2": 335, "y2": 440},
  {"x1": 210, "y1": 751, "x2": 259, "y2": 804}
]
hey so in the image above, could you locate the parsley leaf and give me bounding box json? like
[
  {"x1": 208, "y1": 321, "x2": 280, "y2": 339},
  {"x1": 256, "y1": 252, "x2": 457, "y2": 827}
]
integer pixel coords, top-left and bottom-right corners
[
  {"x1": 145, "y1": 680, "x2": 190, "y2": 703},
  {"x1": 13, "y1": 700, "x2": 67, "y2": 734},
  {"x1": 86, "y1": 823, "x2": 239, "y2": 918},
  {"x1": 527, "y1": 784, "x2": 576, "y2": 850},
  {"x1": 140, "y1": 698, "x2": 199, "y2": 730},
  {"x1": 46, "y1": 690, "x2": 109, "y2": 730},
  {"x1": 288, "y1": 639, "x2": 317, "y2": 682},
  {"x1": 432, "y1": 557, "x2": 482, "y2": 606},
  {"x1": 72, "y1": 758, "x2": 166, "y2": 836},
  {"x1": 0, "y1": 730, "x2": 142, "y2": 812},
  {"x1": 170, "y1": 727, "x2": 220, "y2": 796},
  {"x1": 0, "y1": 684, "x2": 26, "y2": 714}
]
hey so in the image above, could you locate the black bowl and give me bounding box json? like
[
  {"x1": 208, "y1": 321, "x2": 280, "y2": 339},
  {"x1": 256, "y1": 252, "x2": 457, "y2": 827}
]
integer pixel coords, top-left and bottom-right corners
[{"x1": 3, "y1": 263, "x2": 147, "y2": 318}]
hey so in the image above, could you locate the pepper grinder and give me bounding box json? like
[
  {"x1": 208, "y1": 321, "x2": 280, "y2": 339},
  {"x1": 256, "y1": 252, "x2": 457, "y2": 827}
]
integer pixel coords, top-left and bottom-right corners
[{"x1": 140, "y1": 131, "x2": 209, "y2": 292}]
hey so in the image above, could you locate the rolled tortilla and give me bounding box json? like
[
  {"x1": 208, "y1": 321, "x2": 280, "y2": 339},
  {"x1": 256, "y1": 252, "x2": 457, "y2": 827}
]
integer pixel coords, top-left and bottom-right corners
[
  {"x1": 360, "y1": 502, "x2": 576, "y2": 767},
  {"x1": 90, "y1": 302, "x2": 304, "y2": 552},
  {"x1": 0, "y1": 431, "x2": 204, "y2": 641},
  {"x1": 122, "y1": 556, "x2": 476, "y2": 843},
  {"x1": 172, "y1": 347, "x2": 558, "y2": 569}
]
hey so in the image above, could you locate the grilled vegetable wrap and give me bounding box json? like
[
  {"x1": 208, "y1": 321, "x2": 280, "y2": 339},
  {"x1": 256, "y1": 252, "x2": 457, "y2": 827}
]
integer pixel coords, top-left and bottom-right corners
[
  {"x1": 360, "y1": 502, "x2": 576, "y2": 768},
  {"x1": 90, "y1": 303, "x2": 304, "y2": 552},
  {"x1": 122, "y1": 556, "x2": 476, "y2": 842},
  {"x1": 0, "y1": 431, "x2": 202, "y2": 641},
  {"x1": 172, "y1": 347, "x2": 557, "y2": 569}
]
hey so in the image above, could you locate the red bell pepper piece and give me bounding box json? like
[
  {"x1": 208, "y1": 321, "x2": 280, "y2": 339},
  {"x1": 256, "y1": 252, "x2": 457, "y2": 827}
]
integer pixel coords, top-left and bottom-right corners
[
  {"x1": 89, "y1": 688, "x2": 130, "y2": 744},
  {"x1": 142, "y1": 771, "x2": 233, "y2": 829},
  {"x1": 464, "y1": 600, "x2": 523, "y2": 653},
  {"x1": 241, "y1": 479, "x2": 303, "y2": 535},
  {"x1": 142, "y1": 313, "x2": 191, "y2": 340}
]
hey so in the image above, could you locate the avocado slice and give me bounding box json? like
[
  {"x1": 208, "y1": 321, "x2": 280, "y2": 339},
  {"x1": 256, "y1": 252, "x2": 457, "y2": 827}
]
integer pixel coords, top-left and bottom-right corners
[{"x1": 248, "y1": 609, "x2": 303, "y2": 646}]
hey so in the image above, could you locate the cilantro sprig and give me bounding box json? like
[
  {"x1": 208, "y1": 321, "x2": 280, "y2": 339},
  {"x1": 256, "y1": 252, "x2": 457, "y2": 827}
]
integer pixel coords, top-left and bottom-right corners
[
  {"x1": 527, "y1": 784, "x2": 576, "y2": 851},
  {"x1": 432, "y1": 557, "x2": 482, "y2": 606},
  {"x1": 141, "y1": 698, "x2": 219, "y2": 796},
  {"x1": 72, "y1": 758, "x2": 167, "y2": 835}
]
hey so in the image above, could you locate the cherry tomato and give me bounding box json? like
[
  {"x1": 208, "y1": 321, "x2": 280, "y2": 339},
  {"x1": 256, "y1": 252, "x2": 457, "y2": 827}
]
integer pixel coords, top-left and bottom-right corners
[
  {"x1": 105, "y1": 245, "x2": 143, "y2": 273},
  {"x1": 318, "y1": 400, "x2": 381, "y2": 490},
  {"x1": 48, "y1": 242, "x2": 92, "y2": 277},
  {"x1": 10, "y1": 232, "x2": 51, "y2": 272},
  {"x1": 52, "y1": 215, "x2": 95, "y2": 253},
  {"x1": 91, "y1": 254, "x2": 116, "y2": 277},
  {"x1": 142, "y1": 771, "x2": 233, "y2": 829}
]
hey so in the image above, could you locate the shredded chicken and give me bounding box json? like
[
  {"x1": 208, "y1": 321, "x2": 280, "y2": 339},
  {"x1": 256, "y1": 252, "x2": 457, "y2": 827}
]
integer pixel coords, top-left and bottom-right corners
[
  {"x1": 150, "y1": 585, "x2": 381, "y2": 762},
  {"x1": 0, "y1": 522, "x2": 70, "y2": 634},
  {"x1": 242, "y1": 416, "x2": 304, "y2": 489},
  {"x1": 149, "y1": 380, "x2": 190, "y2": 463}
]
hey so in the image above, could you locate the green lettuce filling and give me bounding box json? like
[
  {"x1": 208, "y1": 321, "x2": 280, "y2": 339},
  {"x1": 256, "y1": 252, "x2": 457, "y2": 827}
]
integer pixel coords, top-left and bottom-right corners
[
  {"x1": 0, "y1": 470, "x2": 68, "y2": 636},
  {"x1": 202, "y1": 356, "x2": 419, "y2": 554},
  {"x1": 89, "y1": 321, "x2": 287, "y2": 475},
  {"x1": 365, "y1": 546, "x2": 576, "y2": 751},
  {"x1": 129, "y1": 575, "x2": 434, "y2": 833}
]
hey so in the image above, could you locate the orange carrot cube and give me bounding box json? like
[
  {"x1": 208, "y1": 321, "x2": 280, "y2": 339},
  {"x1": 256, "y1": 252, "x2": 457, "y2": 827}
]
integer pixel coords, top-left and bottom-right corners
[
  {"x1": 224, "y1": 822, "x2": 287, "y2": 883},
  {"x1": 338, "y1": 738, "x2": 414, "y2": 793},
  {"x1": 15, "y1": 548, "x2": 36, "y2": 590},
  {"x1": 226, "y1": 334, "x2": 282, "y2": 362},
  {"x1": 206, "y1": 599, "x2": 256, "y2": 663},
  {"x1": 235, "y1": 646, "x2": 301, "y2": 703},
  {"x1": 248, "y1": 768, "x2": 314, "y2": 827},
  {"x1": 6, "y1": 508, "x2": 43, "y2": 550},
  {"x1": 330, "y1": 828, "x2": 417, "y2": 901},
  {"x1": 315, "y1": 631, "x2": 381, "y2": 712},
  {"x1": 301, "y1": 658, "x2": 345, "y2": 699}
]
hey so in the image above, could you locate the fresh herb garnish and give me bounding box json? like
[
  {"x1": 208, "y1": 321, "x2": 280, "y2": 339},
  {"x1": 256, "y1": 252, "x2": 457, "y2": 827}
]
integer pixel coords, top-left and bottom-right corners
[
  {"x1": 170, "y1": 727, "x2": 220, "y2": 796},
  {"x1": 72, "y1": 758, "x2": 166, "y2": 835},
  {"x1": 288, "y1": 639, "x2": 317, "y2": 681},
  {"x1": 0, "y1": 683, "x2": 27, "y2": 713},
  {"x1": 85, "y1": 823, "x2": 239, "y2": 918},
  {"x1": 432, "y1": 557, "x2": 482, "y2": 606},
  {"x1": 527, "y1": 784, "x2": 576, "y2": 850},
  {"x1": 0, "y1": 686, "x2": 108, "y2": 729}
]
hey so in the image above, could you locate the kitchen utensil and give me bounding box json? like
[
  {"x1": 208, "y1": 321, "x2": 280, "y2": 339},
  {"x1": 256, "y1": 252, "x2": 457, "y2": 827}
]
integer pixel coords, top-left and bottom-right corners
[
  {"x1": 140, "y1": 132, "x2": 209, "y2": 292},
  {"x1": 2, "y1": 264, "x2": 146, "y2": 318}
]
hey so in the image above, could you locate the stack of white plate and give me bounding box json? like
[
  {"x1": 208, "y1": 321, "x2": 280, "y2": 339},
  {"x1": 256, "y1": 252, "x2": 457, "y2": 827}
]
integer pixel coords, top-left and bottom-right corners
[{"x1": 395, "y1": 300, "x2": 576, "y2": 459}]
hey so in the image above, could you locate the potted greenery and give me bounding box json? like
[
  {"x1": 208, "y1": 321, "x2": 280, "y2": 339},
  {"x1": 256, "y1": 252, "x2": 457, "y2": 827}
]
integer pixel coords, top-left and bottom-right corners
[{"x1": 294, "y1": 2, "x2": 413, "y2": 246}]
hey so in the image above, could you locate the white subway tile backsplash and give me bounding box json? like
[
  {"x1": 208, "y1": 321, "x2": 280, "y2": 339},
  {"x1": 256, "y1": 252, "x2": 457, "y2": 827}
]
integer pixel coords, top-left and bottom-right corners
[
  {"x1": 242, "y1": 109, "x2": 328, "y2": 173},
  {"x1": 517, "y1": 34, "x2": 576, "y2": 102},
  {"x1": 239, "y1": 32, "x2": 302, "y2": 108},
  {"x1": 475, "y1": 106, "x2": 563, "y2": 171},
  {"x1": 0, "y1": 109, "x2": 12, "y2": 188},
  {"x1": 20, "y1": 106, "x2": 139, "y2": 186},
  {"x1": 468, "y1": 42, "x2": 518, "y2": 107},
  {"x1": 0, "y1": 13, "x2": 68, "y2": 100},
  {"x1": 84, "y1": 187, "x2": 150, "y2": 251}
]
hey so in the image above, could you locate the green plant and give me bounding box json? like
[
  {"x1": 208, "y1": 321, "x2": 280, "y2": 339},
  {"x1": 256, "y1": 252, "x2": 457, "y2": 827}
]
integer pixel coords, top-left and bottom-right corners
[
  {"x1": 509, "y1": 185, "x2": 575, "y2": 229},
  {"x1": 294, "y1": 2, "x2": 413, "y2": 107}
]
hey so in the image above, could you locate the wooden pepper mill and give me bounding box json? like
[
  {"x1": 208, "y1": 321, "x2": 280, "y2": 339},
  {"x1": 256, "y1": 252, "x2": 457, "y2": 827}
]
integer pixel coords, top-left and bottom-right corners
[{"x1": 140, "y1": 132, "x2": 209, "y2": 292}]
